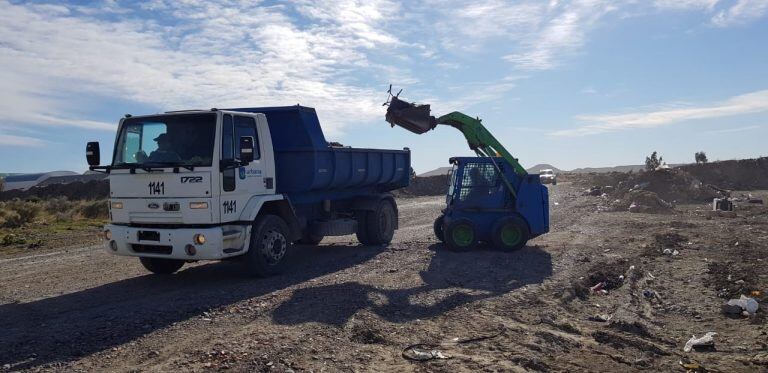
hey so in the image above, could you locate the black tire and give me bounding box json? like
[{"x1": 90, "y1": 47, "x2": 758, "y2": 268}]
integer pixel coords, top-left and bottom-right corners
[
  {"x1": 358, "y1": 199, "x2": 397, "y2": 245},
  {"x1": 444, "y1": 218, "x2": 478, "y2": 251},
  {"x1": 355, "y1": 210, "x2": 371, "y2": 244},
  {"x1": 298, "y1": 233, "x2": 324, "y2": 245},
  {"x1": 491, "y1": 215, "x2": 530, "y2": 251},
  {"x1": 433, "y1": 215, "x2": 445, "y2": 242},
  {"x1": 553, "y1": 179, "x2": 557, "y2": 185},
  {"x1": 139, "y1": 257, "x2": 184, "y2": 274},
  {"x1": 244, "y1": 214, "x2": 292, "y2": 277}
]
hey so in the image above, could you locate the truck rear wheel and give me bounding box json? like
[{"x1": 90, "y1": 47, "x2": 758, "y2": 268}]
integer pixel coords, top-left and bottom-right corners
[
  {"x1": 139, "y1": 257, "x2": 184, "y2": 274},
  {"x1": 244, "y1": 214, "x2": 292, "y2": 277},
  {"x1": 444, "y1": 218, "x2": 478, "y2": 251},
  {"x1": 491, "y1": 216, "x2": 529, "y2": 251},
  {"x1": 358, "y1": 199, "x2": 396, "y2": 245},
  {"x1": 433, "y1": 215, "x2": 445, "y2": 242}
]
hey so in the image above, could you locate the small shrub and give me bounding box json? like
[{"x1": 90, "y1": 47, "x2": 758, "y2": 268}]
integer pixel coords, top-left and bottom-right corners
[
  {"x1": 1, "y1": 233, "x2": 26, "y2": 246},
  {"x1": 645, "y1": 151, "x2": 663, "y2": 171},
  {"x1": 0, "y1": 199, "x2": 40, "y2": 228},
  {"x1": 695, "y1": 151, "x2": 708, "y2": 164},
  {"x1": 78, "y1": 200, "x2": 109, "y2": 219},
  {"x1": 45, "y1": 197, "x2": 76, "y2": 215}
]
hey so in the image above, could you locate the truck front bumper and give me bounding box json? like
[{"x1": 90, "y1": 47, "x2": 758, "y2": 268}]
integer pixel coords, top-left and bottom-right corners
[{"x1": 103, "y1": 224, "x2": 249, "y2": 260}]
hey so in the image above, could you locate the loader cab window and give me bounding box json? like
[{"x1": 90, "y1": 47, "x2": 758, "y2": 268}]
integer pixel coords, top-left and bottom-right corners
[{"x1": 458, "y1": 163, "x2": 499, "y2": 203}]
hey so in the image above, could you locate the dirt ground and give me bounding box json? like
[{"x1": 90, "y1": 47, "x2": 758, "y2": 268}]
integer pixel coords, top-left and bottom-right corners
[{"x1": 1, "y1": 182, "x2": 766, "y2": 372}]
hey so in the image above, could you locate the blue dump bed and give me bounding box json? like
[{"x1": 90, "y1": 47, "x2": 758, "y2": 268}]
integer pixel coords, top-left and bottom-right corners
[{"x1": 227, "y1": 106, "x2": 410, "y2": 196}]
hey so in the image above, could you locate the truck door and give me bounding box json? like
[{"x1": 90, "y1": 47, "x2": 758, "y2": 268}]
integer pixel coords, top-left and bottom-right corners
[{"x1": 219, "y1": 113, "x2": 275, "y2": 223}]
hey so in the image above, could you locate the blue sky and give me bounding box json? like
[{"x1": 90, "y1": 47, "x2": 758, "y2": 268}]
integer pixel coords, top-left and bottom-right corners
[{"x1": 1, "y1": 0, "x2": 767, "y2": 174}]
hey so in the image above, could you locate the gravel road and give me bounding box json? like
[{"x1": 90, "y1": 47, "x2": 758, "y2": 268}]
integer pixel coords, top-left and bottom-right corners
[{"x1": 1, "y1": 183, "x2": 766, "y2": 372}]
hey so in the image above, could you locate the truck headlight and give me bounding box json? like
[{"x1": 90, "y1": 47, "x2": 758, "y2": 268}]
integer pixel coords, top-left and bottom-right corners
[
  {"x1": 111, "y1": 202, "x2": 123, "y2": 209},
  {"x1": 189, "y1": 202, "x2": 209, "y2": 209},
  {"x1": 104, "y1": 230, "x2": 112, "y2": 240},
  {"x1": 194, "y1": 234, "x2": 206, "y2": 245}
]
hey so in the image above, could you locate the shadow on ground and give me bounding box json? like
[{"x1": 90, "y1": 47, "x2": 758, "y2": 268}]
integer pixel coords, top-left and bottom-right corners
[
  {"x1": 272, "y1": 244, "x2": 553, "y2": 326},
  {"x1": 0, "y1": 244, "x2": 383, "y2": 370}
]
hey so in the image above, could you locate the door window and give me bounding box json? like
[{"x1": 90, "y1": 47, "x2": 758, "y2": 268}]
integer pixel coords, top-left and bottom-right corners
[
  {"x1": 222, "y1": 114, "x2": 235, "y2": 191},
  {"x1": 234, "y1": 116, "x2": 260, "y2": 160}
]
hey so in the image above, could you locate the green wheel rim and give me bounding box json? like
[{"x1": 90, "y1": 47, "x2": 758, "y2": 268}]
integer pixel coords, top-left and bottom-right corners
[
  {"x1": 500, "y1": 224, "x2": 522, "y2": 246},
  {"x1": 452, "y1": 224, "x2": 474, "y2": 247}
]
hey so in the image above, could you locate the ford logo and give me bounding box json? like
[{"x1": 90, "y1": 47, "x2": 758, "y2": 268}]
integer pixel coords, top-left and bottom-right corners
[{"x1": 148, "y1": 203, "x2": 160, "y2": 209}]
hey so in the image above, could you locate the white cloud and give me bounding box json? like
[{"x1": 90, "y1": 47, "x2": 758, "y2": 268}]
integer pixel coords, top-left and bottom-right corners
[
  {"x1": 705, "y1": 124, "x2": 761, "y2": 133},
  {"x1": 654, "y1": 0, "x2": 720, "y2": 10},
  {"x1": 712, "y1": 0, "x2": 768, "y2": 27},
  {"x1": 551, "y1": 89, "x2": 768, "y2": 136},
  {"x1": 0, "y1": 0, "x2": 402, "y2": 137},
  {"x1": 0, "y1": 133, "x2": 46, "y2": 147},
  {"x1": 504, "y1": 0, "x2": 617, "y2": 70}
]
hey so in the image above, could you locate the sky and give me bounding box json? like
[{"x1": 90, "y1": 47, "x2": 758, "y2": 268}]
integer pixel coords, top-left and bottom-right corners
[{"x1": 1, "y1": 0, "x2": 767, "y2": 174}]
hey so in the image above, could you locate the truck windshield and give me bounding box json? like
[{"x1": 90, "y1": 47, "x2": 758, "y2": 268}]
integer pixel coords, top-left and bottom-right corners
[{"x1": 113, "y1": 113, "x2": 216, "y2": 167}]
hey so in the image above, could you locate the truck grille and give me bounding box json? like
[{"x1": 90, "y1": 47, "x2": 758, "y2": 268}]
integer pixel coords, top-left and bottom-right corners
[{"x1": 132, "y1": 244, "x2": 172, "y2": 255}]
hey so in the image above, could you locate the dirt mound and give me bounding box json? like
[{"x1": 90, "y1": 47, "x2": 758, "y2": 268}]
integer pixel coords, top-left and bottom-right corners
[
  {"x1": 611, "y1": 190, "x2": 674, "y2": 214},
  {"x1": 679, "y1": 157, "x2": 768, "y2": 190},
  {"x1": 0, "y1": 180, "x2": 109, "y2": 201},
  {"x1": 394, "y1": 175, "x2": 447, "y2": 197}
]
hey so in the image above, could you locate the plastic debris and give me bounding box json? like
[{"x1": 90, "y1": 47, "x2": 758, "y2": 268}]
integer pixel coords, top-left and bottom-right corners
[
  {"x1": 642, "y1": 289, "x2": 657, "y2": 298},
  {"x1": 722, "y1": 295, "x2": 759, "y2": 315},
  {"x1": 683, "y1": 332, "x2": 717, "y2": 352},
  {"x1": 588, "y1": 314, "x2": 611, "y2": 322},
  {"x1": 663, "y1": 248, "x2": 672, "y2": 255},
  {"x1": 402, "y1": 346, "x2": 450, "y2": 361},
  {"x1": 590, "y1": 282, "x2": 606, "y2": 294}
]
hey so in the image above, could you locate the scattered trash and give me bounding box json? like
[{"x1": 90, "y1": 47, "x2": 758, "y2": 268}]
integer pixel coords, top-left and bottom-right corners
[
  {"x1": 402, "y1": 326, "x2": 504, "y2": 362},
  {"x1": 588, "y1": 314, "x2": 611, "y2": 322},
  {"x1": 713, "y1": 197, "x2": 733, "y2": 212},
  {"x1": 751, "y1": 290, "x2": 761, "y2": 297},
  {"x1": 683, "y1": 332, "x2": 717, "y2": 352},
  {"x1": 672, "y1": 250, "x2": 679, "y2": 256},
  {"x1": 679, "y1": 359, "x2": 705, "y2": 373},
  {"x1": 642, "y1": 289, "x2": 657, "y2": 299},
  {"x1": 748, "y1": 198, "x2": 764, "y2": 204},
  {"x1": 402, "y1": 345, "x2": 450, "y2": 361},
  {"x1": 722, "y1": 295, "x2": 759, "y2": 316},
  {"x1": 663, "y1": 248, "x2": 672, "y2": 255},
  {"x1": 590, "y1": 282, "x2": 606, "y2": 294}
]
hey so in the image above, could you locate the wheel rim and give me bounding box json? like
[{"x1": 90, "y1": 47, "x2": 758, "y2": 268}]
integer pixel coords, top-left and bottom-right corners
[
  {"x1": 500, "y1": 223, "x2": 522, "y2": 246},
  {"x1": 261, "y1": 229, "x2": 287, "y2": 265},
  {"x1": 451, "y1": 224, "x2": 474, "y2": 247}
]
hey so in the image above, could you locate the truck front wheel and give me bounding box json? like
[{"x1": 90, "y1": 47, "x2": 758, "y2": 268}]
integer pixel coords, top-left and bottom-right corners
[
  {"x1": 139, "y1": 257, "x2": 184, "y2": 274},
  {"x1": 244, "y1": 215, "x2": 292, "y2": 277},
  {"x1": 358, "y1": 199, "x2": 396, "y2": 245}
]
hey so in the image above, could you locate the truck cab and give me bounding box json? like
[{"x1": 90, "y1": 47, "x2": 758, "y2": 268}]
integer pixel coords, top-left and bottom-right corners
[{"x1": 88, "y1": 107, "x2": 410, "y2": 276}]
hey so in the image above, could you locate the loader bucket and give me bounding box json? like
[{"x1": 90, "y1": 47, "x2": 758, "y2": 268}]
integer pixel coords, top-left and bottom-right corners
[{"x1": 385, "y1": 96, "x2": 437, "y2": 134}]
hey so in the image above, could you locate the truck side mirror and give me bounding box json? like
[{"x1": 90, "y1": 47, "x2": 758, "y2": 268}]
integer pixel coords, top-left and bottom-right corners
[
  {"x1": 86, "y1": 142, "x2": 101, "y2": 166},
  {"x1": 239, "y1": 136, "x2": 254, "y2": 164}
]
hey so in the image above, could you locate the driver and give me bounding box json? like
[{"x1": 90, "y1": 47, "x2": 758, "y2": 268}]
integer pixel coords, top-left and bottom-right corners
[{"x1": 145, "y1": 133, "x2": 181, "y2": 162}]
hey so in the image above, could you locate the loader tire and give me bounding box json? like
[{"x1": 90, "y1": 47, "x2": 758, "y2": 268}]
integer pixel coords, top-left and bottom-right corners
[
  {"x1": 444, "y1": 218, "x2": 477, "y2": 251},
  {"x1": 358, "y1": 199, "x2": 396, "y2": 245},
  {"x1": 491, "y1": 216, "x2": 529, "y2": 251},
  {"x1": 139, "y1": 257, "x2": 184, "y2": 274},
  {"x1": 433, "y1": 215, "x2": 445, "y2": 242},
  {"x1": 244, "y1": 214, "x2": 292, "y2": 277}
]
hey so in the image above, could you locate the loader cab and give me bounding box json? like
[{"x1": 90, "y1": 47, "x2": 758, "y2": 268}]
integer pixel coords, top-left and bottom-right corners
[{"x1": 446, "y1": 157, "x2": 512, "y2": 210}]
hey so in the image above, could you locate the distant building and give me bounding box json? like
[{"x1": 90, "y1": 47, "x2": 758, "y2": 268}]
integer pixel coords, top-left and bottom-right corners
[{"x1": 1, "y1": 171, "x2": 79, "y2": 191}]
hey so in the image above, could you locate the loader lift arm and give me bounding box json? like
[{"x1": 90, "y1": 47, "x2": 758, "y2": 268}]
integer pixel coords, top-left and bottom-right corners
[{"x1": 435, "y1": 111, "x2": 528, "y2": 176}]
